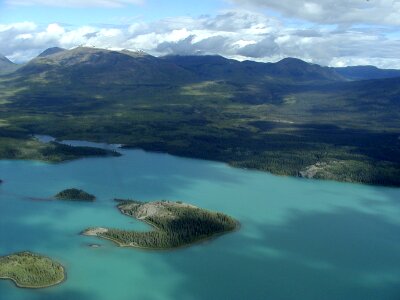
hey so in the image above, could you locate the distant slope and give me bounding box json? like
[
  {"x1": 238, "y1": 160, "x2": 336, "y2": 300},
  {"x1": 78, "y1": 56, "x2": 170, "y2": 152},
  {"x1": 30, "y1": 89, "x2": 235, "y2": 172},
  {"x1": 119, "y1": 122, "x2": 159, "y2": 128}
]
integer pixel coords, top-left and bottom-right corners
[
  {"x1": 161, "y1": 55, "x2": 247, "y2": 80},
  {"x1": 0, "y1": 55, "x2": 18, "y2": 74},
  {"x1": 335, "y1": 65, "x2": 400, "y2": 80},
  {"x1": 161, "y1": 55, "x2": 344, "y2": 82}
]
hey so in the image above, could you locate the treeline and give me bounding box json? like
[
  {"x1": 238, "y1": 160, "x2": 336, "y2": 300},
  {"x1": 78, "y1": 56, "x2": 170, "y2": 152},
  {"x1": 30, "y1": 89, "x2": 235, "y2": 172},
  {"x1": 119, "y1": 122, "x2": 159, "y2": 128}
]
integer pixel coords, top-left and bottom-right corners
[
  {"x1": 123, "y1": 124, "x2": 400, "y2": 187},
  {"x1": 41, "y1": 142, "x2": 121, "y2": 160},
  {"x1": 0, "y1": 136, "x2": 121, "y2": 163}
]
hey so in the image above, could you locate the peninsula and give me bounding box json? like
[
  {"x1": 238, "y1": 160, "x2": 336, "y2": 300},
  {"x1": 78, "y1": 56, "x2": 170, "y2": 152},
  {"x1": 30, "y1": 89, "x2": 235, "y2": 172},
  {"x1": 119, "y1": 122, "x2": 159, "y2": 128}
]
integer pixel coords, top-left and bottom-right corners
[
  {"x1": 83, "y1": 200, "x2": 238, "y2": 249},
  {"x1": 0, "y1": 252, "x2": 65, "y2": 289}
]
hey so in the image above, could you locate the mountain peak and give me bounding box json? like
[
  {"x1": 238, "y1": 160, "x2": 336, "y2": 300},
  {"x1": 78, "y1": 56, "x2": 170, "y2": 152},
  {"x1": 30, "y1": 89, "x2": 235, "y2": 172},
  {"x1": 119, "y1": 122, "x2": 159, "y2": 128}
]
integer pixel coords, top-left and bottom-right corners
[
  {"x1": 276, "y1": 57, "x2": 310, "y2": 66},
  {"x1": 270, "y1": 57, "x2": 344, "y2": 81},
  {"x1": 38, "y1": 47, "x2": 66, "y2": 58},
  {"x1": 18, "y1": 46, "x2": 196, "y2": 84},
  {"x1": 120, "y1": 49, "x2": 151, "y2": 58}
]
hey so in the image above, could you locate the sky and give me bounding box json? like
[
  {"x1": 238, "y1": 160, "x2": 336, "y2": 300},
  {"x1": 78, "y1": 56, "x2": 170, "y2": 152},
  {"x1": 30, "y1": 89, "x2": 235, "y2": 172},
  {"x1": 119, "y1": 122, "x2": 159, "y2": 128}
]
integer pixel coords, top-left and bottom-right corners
[{"x1": 0, "y1": 0, "x2": 399, "y2": 68}]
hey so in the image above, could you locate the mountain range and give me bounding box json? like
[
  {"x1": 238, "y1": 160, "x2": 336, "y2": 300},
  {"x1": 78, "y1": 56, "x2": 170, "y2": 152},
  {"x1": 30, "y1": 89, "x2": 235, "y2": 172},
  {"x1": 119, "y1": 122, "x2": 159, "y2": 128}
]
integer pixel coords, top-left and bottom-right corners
[{"x1": 2, "y1": 47, "x2": 400, "y2": 81}]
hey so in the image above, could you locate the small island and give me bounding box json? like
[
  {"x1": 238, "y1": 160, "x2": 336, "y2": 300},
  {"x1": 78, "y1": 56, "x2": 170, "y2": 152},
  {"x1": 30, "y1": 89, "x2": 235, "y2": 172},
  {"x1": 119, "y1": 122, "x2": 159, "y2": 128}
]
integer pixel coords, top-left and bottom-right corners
[
  {"x1": 83, "y1": 199, "x2": 239, "y2": 250},
  {"x1": 55, "y1": 188, "x2": 96, "y2": 201},
  {"x1": 0, "y1": 252, "x2": 65, "y2": 289}
]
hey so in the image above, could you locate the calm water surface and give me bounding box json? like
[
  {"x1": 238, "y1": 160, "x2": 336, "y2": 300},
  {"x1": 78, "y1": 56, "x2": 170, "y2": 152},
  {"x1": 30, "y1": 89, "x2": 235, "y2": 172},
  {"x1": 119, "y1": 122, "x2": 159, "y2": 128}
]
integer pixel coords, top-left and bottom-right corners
[{"x1": 1, "y1": 145, "x2": 400, "y2": 300}]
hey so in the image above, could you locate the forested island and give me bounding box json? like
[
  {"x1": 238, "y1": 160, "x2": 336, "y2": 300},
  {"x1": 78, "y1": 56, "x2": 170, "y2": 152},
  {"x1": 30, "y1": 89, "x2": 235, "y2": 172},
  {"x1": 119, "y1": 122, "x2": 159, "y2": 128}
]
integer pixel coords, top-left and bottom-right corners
[
  {"x1": 0, "y1": 252, "x2": 65, "y2": 289},
  {"x1": 55, "y1": 188, "x2": 96, "y2": 201},
  {"x1": 83, "y1": 200, "x2": 239, "y2": 249}
]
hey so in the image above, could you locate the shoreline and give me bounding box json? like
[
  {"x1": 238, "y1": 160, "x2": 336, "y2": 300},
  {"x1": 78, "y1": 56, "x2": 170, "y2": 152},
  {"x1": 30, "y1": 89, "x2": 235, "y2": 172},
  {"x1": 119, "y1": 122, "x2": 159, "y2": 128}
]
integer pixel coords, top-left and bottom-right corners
[
  {"x1": 1, "y1": 139, "x2": 398, "y2": 188},
  {"x1": 0, "y1": 134, "x2": 400, "y2": 188}
]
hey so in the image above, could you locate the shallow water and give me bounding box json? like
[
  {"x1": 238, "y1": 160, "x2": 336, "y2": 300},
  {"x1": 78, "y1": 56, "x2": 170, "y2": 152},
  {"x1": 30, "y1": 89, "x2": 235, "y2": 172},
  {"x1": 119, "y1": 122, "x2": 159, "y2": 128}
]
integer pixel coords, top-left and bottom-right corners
[{"x1": 1, "y1": 146, "x2": 400, "y2": 300}]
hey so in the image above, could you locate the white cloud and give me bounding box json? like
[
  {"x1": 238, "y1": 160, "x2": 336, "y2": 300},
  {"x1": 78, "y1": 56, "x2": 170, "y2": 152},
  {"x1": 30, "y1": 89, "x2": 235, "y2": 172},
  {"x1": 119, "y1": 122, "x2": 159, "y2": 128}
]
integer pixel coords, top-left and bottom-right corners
[
  {"x1": 6, "y1": 0, "x2": 144, "y2": 8},
  {"x1": 15, "y1": 33, "x2": 33, "y2": 40},
  {"x1": 0, "y1": 21, "x2": 37, "y2": 32},
  {"x1": 1, "y1": 11, "x2": 399, "y2": 68},
  {"x1": 229, "y1": 0, "x2": 400, "y2": 25}
]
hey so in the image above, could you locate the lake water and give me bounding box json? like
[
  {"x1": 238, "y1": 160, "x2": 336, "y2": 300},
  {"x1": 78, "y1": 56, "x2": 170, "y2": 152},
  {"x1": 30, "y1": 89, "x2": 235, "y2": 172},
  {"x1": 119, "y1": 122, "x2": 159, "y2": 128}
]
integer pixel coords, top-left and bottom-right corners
[{"x1": 1, "y1": 145, "x2": 400, "y2": 300}]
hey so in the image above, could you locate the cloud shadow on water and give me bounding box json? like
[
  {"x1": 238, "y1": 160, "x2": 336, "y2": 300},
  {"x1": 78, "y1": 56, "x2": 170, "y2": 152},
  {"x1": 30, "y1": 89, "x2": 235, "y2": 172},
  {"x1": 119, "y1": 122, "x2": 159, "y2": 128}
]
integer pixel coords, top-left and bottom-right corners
[
  {"x1": 0, "y1": 282, "x2": 98, "y2": 300},
  {"x1": 157, "y1": 207, "x2": 400, "y2": 300}
]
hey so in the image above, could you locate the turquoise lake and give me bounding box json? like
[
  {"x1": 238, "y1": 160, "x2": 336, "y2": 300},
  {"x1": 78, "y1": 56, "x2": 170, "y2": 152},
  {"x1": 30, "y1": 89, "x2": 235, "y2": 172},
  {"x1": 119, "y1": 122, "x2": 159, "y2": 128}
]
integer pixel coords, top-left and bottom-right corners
[{"x1": 1, "y1": 143, "x2": 400, "y2": 300}]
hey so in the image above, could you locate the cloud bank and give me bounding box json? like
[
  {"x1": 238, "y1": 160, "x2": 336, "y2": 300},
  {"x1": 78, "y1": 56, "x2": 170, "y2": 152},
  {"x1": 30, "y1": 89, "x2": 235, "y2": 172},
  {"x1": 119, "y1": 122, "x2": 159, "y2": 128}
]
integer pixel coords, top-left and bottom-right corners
[
  {"x1": 1, "y1": 11, "x2": 399, "y2": 68},
  {"x1": 6, "y1": 0, "x2": 144, "y2": 8},
  {"x1": 230, "y1": 0, "x2": 400, "y2": 26}
]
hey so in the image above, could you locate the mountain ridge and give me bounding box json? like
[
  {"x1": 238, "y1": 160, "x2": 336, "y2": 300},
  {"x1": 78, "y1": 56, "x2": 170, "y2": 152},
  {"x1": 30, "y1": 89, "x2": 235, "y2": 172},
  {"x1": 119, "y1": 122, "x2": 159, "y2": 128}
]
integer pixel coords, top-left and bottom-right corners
[
  {"x1": 38, "y1": 47, "x2": 66, "y2": 58},
  {"x1": 12, "y1": 46, "x2": 400, "y2": 82},
  {"x1": 15, "y1": 46, "x2": 346, "y2": 84}
]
